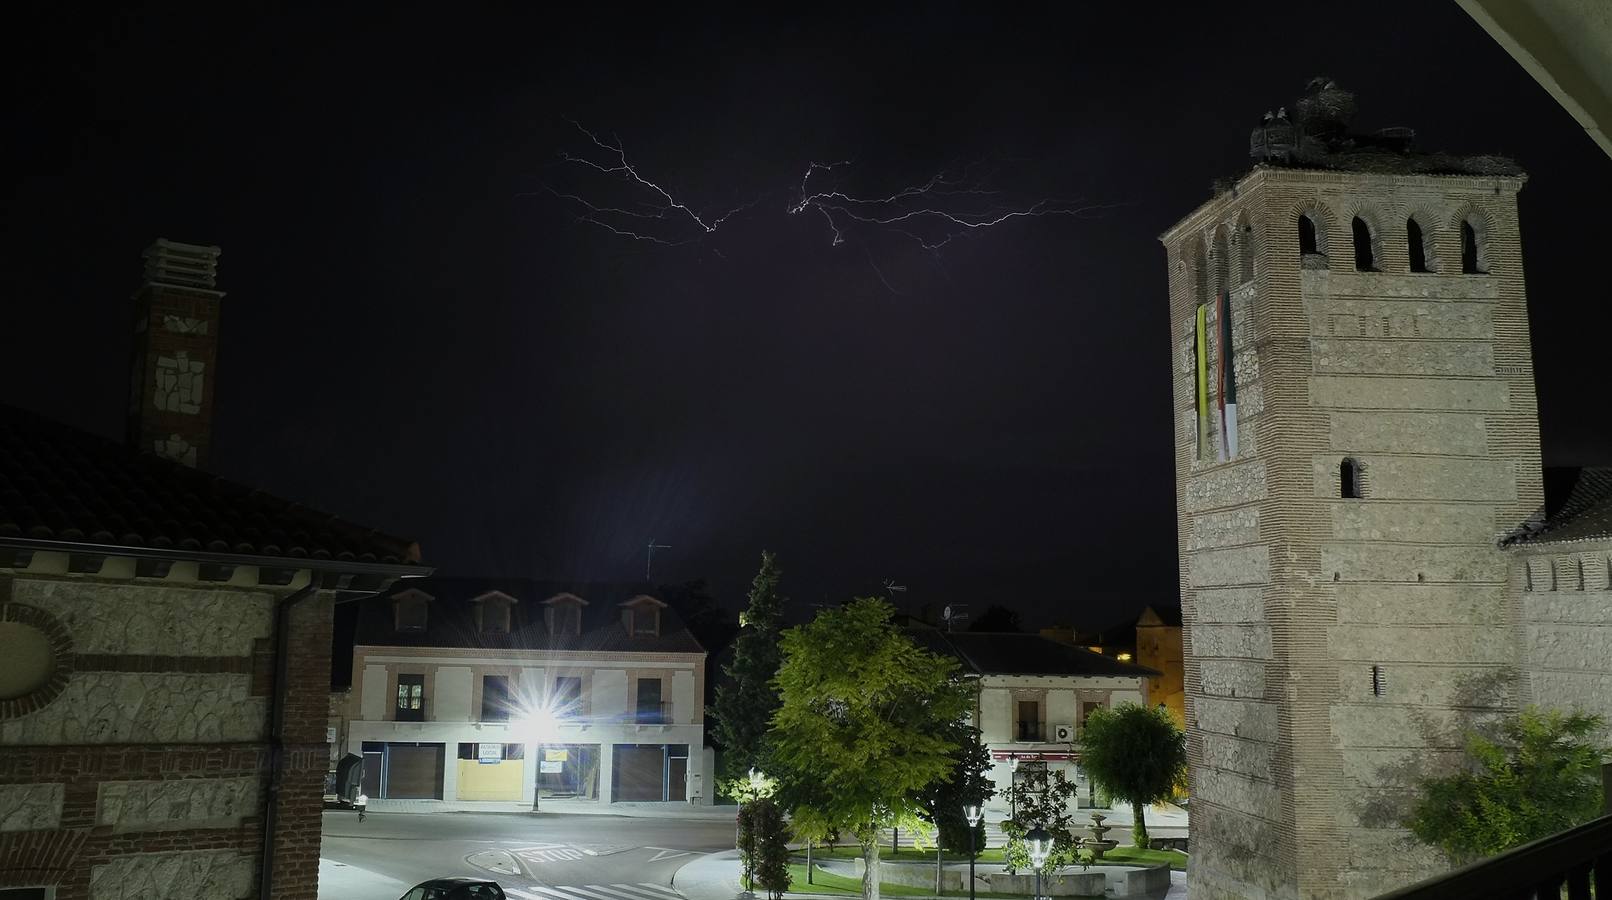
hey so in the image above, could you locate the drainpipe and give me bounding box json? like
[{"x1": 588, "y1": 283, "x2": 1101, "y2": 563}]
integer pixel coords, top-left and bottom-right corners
[{"x1": 259, "y1": 577, "x2": 321, "y2": 900}]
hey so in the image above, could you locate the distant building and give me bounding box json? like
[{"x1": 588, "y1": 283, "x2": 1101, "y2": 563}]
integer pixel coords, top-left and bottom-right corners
[
  {"x1": 1135, "y1": 606, "x2": 1185, "y2": 728},
  {"x1": 908, "y1": 629, "x2": 1157, "y2": 819},
  {"x1": 0, "y1": 241, "x2": 422, "y2": 900},
  {"x1": 343, "y1": 577, "x2": 710, "y2": 806}
]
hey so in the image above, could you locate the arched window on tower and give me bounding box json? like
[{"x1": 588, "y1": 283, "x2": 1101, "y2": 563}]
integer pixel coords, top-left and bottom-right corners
[
  {"x1": 1352, "y1": 217, "x2": 1377, "y2": 271},
  {"x1": 1212, "y1": 226, "x2": 1231, "y2": 297},
  {"x1": 1461, "y1": 219, "x2": 1487, "y2": 273},
  {"x1": 1237, "y1": 212, "x2": 1255, "y2": 283},
  {"x1": 1340, "y1": 457, "x2": 1363, "y2": 499},
  {"x1": 1407, "y1": 218, "x2": 1430, "y2": 272},
  {"x1": 1299, "y1": 214, "x2": 1319, "y2": 256}
]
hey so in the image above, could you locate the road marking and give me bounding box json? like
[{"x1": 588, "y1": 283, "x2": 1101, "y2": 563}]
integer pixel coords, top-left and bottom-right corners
[
  {"x1": 647, "y1": 850, "x2": 689, "y2": 862},
  {"x1": 515, "y1": 884, "x2": 684, "y2": 900}
]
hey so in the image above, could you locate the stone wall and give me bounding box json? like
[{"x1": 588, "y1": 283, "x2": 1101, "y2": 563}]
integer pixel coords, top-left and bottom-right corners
[
  {"x1": 1514, "y1": 541, "x2": 1612, "y2": 745},
  {"x1": 0, "y1": 572, "x2": 335, "y2": 900},
  {"x1": 1161, "y1": 166, "x2": 1540, "y2": 900}
]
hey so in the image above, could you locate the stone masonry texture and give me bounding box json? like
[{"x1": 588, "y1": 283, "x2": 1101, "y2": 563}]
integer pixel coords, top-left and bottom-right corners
[
  {"x1": 1161, "y1": 165, "x2": 1546, "y2": 900},
  {"x1": 0, "y1": 572, "x2": 336, "y2": 900}
]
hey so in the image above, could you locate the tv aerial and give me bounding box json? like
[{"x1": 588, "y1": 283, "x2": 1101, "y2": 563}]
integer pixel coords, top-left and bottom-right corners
[{"x1": 941, "y1": 603, "x2": 969, "y2": 632}]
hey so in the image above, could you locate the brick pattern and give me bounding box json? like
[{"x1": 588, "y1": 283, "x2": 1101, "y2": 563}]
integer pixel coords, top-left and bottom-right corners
[
  {"x1": 0, "y1": 603, "x2": 75, "y2": 721},
  {"x1": 0, "y1": 587, "x2": 337, "y2": 899},
  {"x1": 126, "y1": 283, "x2": 221, "y2": 469}
]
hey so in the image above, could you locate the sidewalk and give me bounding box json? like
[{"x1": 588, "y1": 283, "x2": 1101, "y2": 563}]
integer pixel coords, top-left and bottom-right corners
[
  {"x1": 362, "y1": 798, "x2": 738, "y2": 819},
  {"x1": 319, "y1": 858, "x2": 410, "y2": 900}
]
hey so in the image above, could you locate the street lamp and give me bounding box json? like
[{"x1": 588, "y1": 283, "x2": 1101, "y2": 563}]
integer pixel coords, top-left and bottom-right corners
[
  {"x1": 1026, "y1": 825, "x2": 1052, "y2": 900},
  {"x1": 963, "y1": 804, "x2": 983, "y2": 900},
  {"x1": 1007, "y1": 754, "x2": 1019, "y2": 819},
  {"x1": 517, "y1": 705, "x2": 560, "y2": 813}
]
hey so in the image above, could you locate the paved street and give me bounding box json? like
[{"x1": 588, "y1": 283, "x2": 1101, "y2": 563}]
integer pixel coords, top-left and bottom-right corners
[{"x1": 321, "y1": 811, "x2": 738, "y2": 900}]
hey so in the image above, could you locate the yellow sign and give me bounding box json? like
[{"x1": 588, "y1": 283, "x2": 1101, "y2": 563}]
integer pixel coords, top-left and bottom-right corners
[{"x1": 544, "y1": 749, "x2": 569, "y2": 762}]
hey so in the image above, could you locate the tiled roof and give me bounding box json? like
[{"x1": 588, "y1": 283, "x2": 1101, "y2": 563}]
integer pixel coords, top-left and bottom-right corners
[
  {"x1": 1505, "y1": 468, "x2": 1612, "y2": 547},
  {"x1": 908, "y1": 629, "x2": 1159, "y2": 678},
  {"x1": 0, "y1": 404, "x2": 421, "y2": 566},
  {"x1": 355, "y1": 576, "x2": 705, "y2": 655}
]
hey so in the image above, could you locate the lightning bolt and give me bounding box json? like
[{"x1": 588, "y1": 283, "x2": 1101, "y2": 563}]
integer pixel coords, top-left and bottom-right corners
[{"x1": 544, "y1": 121, "x2": 1108, "y2": 282}]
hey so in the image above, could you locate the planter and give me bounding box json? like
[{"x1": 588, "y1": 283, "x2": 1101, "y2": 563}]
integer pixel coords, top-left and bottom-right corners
[
  {"x1": 981, "y1": 871, "x2": 1105, "y2": 897},
  {"x1": 1108, "y1": 864, "x2": 1172, "y2": 898}
]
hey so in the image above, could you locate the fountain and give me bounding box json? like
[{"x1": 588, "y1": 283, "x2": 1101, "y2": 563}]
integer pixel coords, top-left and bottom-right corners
[{"x1": 1084, "y1": 813, "x2": 1118, "y2": 860}]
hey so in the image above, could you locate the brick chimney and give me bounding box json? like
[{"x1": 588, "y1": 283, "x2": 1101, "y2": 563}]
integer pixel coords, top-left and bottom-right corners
[{"x1": 126, "y1": 239, "x2": 223, "y2": 468}]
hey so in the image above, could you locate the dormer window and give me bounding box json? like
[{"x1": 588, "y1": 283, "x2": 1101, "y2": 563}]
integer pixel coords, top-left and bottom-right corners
[
  {"x1": 621, "y1": 595, "x2": 666, "y2": 637},
  {"x1": 543, "y1": 594, "x2": 586, "y2": 637},
  {"x1": 392, "y1": 589, "x2": 433, "y2": 633},
  {"x1": 472, "y1": 591, "x2": 516, "y2": 634}
]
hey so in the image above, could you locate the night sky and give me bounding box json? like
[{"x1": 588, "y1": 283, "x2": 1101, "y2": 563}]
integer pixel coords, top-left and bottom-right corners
[{"x1": 11, "y1": 3, "x2": 1610, "y2": 630}]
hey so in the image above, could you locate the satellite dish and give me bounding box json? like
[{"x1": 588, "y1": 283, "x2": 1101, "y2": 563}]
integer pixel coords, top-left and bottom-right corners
[{"x1": 943, "y1": 605, "x2": 954, "y2": 622}]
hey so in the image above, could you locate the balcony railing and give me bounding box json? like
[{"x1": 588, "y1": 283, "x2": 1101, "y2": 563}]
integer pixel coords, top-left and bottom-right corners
[
  {"x1": 1371, "y1": 814, "x2": 1612, "y2": 900},
  {"x1": 1016, "y1": 723, "x2": 1045, "y2": 742},
  {"x1": 635, "y1": 702, "x2": 673, "y2": 725}
]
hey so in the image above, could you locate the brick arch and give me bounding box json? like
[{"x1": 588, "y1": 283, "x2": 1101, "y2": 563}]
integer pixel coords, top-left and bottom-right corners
[
  {"x1": 1403, "y1": 206, "x2": 1442, "y2": 273},
  {"x1": 1211, "y1": 224, "x2": 1233, "y2": 297},
  {"x1": 1181, "y1": 234, "x2": 1210, "y2": 305},
  {"x1": 1449, "y1": 202, "x2": 1495, "y2": 274},
  {"x1": 1339, "y1": 203, "x2": 1386, "y2": 272},
  {"x1": 1290, "y1": 200, "x2": 1333, "y2": 266},
  {"x1": 0, "y1": 602, "x2": 75, "y2": 720},
  {"x1": 1234, "y1": 209, "x2": 1256, "y2": 284}
]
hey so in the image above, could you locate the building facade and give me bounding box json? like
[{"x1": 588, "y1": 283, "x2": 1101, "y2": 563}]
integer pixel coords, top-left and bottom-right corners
[
  {"x1": 908, "y1": 629, "x2": 1155, "y2": 818},
  {"x1": 0, "y1": 242, "x2": 421, "y2": 900},
  {"x1": 344, "y1": 578, "x2": 710, "y2": 807},
  {"x1": 1161, "y1": 80, "x2": 1612, "y2": 899},
  {"x1": 1135, "y1": 606, "x2": 1185, "y2": 728}
]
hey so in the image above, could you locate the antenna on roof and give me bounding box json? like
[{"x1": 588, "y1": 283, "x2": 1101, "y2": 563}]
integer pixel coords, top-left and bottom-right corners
[
  {"x1": 646, "y1": 539, "x2": 671, "y2": 581},
  {"x1": 883, "y1": 579, "x2": 907, "y2": 615},
  {"x1": 942, "y1": 603, "x2": 969, "y2": 632}
]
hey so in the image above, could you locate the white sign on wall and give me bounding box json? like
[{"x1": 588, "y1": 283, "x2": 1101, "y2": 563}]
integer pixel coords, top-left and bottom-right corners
[
  {"x1": 478, "y1": 743, "x2": 503, "y2": 765},
  {"x1": 540, "y1": 760, "x2": 564, "y2": 773}
]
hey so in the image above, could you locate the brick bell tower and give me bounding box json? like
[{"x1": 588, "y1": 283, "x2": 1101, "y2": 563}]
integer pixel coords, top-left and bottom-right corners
[
  {"x1": 127, "y1": 239, "x2": 224, "y2": 468},
  {"x1": 1159, "y1": 80, "x2": 1542, "y2": 900}
]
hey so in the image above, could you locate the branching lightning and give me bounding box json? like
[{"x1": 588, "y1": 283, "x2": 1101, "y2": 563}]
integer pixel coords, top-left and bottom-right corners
[{"x1": 545, "y1": 120, "x2": 1106, "y2": 277}]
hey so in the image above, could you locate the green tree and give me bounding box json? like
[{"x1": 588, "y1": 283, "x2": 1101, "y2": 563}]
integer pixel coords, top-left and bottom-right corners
[
  {"x1": 770, "y1": 597, "x2": 972, "y2": 900},
  {"x1": 1079, "y1": 702, "x2": 1187, "y2": 848},
  {"x1": 1001, "y1": 767, "x2": 1082, "y2": 874},
  {"x1": 1407, "y1": 707, "x2": 1606, "y2": 864},
  {"x1": 711, "y1": 551, "x2": 786, "y2": 785},
  {"x1": 737, "y1": 795, "x2": 790, "y2": 899},
  {"x1": 919, "y1": 726, "x2": 994, "y2": 853}
]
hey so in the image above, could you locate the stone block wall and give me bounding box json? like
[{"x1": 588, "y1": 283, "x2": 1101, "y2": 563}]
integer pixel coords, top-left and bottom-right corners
[
  {"x1": 1161, "y1": 167, "x2": 1541, "y2": 900},
  {"x1": 0, "y1": 570, "x2": 334, "y2": 899},
  {"x1": 1514, "y1": 541, "x2": 1612, "y2": 745}
]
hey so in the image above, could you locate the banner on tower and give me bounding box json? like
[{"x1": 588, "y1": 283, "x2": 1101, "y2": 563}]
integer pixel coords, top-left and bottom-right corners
[
  {"x1": 1194, "y1": 305, "x2": 1211, "y2": 461},
  {"x1": 1217, "y1": 291, "x2": 1238, "y2": 460}
]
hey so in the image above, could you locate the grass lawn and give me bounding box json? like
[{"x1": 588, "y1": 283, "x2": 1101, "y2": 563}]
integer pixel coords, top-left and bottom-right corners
[{"x1": 804, "y1": 845, "x2": 1186, "y2": 870}]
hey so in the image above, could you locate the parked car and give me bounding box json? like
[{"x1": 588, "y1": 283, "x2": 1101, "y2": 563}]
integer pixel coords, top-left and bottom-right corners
[{"x1": 398, "y1": 877, "x2": 506, "y2": 900}]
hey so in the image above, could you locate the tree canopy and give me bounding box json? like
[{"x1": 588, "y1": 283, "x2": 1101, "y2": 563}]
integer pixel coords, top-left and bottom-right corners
[
  {"x1": 1078, "y1": 702, "x2": 1186, "y2": 848},
  {"x1": 770, "y1": 597, "x2": 972, "y2": 900},
  {"x1": 710, "y1": 551, "x2": 786, "y2": 784},
  {"x1": 1407, "y1": 707, "x2": 1607, "y2": 864}
]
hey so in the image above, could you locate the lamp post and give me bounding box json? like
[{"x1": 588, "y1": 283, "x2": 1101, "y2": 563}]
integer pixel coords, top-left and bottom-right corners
[
  {"x1": 1026, "y1": 825, "x2": 1051, "y2": 900},
  {"x1": 518, "y1": 706, "x2": 559, "y2": 813},
  {"x1": 963, "y1": 803, "x2": 982, "y2": 900},
  {"x1": 1008, "y1": 754, "x2": 1019, "y2": 819}
]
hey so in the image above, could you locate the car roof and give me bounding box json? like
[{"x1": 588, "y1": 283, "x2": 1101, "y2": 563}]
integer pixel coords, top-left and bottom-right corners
[{"x1": 416, "y1": 877, "x2": 496, "y2": 887}]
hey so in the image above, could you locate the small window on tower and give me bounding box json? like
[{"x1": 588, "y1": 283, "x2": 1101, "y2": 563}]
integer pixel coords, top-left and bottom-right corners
[
  {"x1": 1352, "y1": 217, "x2": 1377, "y2": 271},
  {"x1": 1340, "y1": 458, "x2": 1363, "y2": 499},
  {"x1": 1461, "y1": 219, "x2": 1486, "y2": 274},
  {"x1": 1407, "y1": 218, "x2": 1430, "y2": 272}
]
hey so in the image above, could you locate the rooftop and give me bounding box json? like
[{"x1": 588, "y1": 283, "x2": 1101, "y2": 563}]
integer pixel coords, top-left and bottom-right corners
[
  {"x1": 1504, "y1": 467, "x2": 1612, "y2": 547},
  {"x1": 0, "y1": 404, "x2": 421, "y2": 568},
  {"x1": 355, "y1": 576, "x2": 705, "y2": 655},
  {"x1": 908, "y1": 628, "x2": 1159, "y2": 678}
]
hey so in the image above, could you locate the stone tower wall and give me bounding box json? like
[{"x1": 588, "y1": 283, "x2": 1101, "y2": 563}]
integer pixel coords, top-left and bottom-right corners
[{"x1": 1161, "y1": 167, "x2": 1541, "y2": 900}]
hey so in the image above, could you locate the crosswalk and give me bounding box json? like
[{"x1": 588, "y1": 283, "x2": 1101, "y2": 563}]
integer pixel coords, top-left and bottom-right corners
[{"x1": 504, "y1": 883, "x2": 685, "y2": 900}]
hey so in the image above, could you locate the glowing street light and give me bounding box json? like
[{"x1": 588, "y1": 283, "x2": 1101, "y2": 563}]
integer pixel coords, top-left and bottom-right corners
[
  {"x1": 1026, "y1": 825, "x2": 1052, "y2": 900},
  {"x1": 963, "y1": 804, "x2": 983, "y2": 900},
  {"x1": 518, "y1": 705, "x2": 561, "y2": 812}
]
